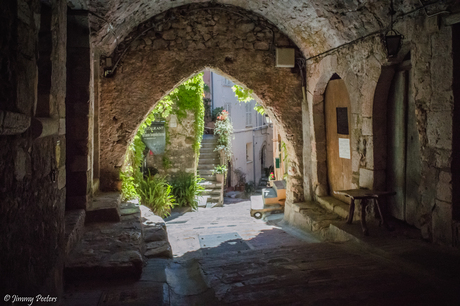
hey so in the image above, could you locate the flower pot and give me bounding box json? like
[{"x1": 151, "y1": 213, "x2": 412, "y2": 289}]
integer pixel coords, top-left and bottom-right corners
[
  {"x1": 216, "y1": 173, "x2": 224, "y2": 183},
  {"x1": 269, "y1": 180, "x2": 274, "y2": 187}
]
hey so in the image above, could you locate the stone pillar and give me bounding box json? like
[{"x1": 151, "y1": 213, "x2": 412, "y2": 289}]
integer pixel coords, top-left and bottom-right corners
[{"x1": 66, "y1": 11, "x2": 91, "y2": 209}]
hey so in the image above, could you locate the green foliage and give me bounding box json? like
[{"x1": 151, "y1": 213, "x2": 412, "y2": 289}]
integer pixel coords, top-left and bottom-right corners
[
  {"x1": 138, "y1": 174, "x2": 175, "y2": 218},
  {"x1": 232, "y1": 85, "x2": 265, "y2": 115},
  {"x1": 212, "y1": 164, "x2": 227, "y2": 174},
  {"x1": 203, "y1": 83, "x2": 210, "y2": 93},
  {"x1": 203, "y1": 98, "x2": 212, "y2": 118},
  {"x1": 243, "y1": 181, "x2": 255, "y2": 199},
  {"x1": 169, "y1": 172, "x2": 204, "y2": 210},
  {"x1": 162, "y1": 156, "x2": 172, "y2": 169},
  {"x1": 120, "y1": 170, "x2": 139, "y2": 201},
  {"x1": 254, "y1": 104, "x2": 265, "y2": 115},
  {"x1": 281, "y1": 141, "x2": 288, "y2": 162},
  {"x1": 232, "y1": 85, "x2": 253, "y2": 102},
  {"x1": 121, "y1": 73, "x2": 206, "y2": 205},
  {"x1": 214, "y1": 110, "x2": 233, "y2": 160},
  {"x1": 211, "y1": 107, "x2": 224, "y2": 121},
  {"x1": 233, "y1": 168, "x2": 246, "y2": 187}
]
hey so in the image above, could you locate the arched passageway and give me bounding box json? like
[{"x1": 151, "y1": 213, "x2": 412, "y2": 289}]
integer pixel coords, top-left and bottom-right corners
[{"x1": 99, "y1": 4, "x2": 305, "y2": 203}]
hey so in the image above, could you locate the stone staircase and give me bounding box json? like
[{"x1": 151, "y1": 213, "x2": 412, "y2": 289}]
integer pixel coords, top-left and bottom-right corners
[
  {"x1": 197, "y1": 135, "x2": 223, "y2": 208},
  {"x1": 64, "y1": 199, "x2": 173, "y2": 281},
  {"x1": 255, "y1": 177, "x2": 269, "y2": 194}
]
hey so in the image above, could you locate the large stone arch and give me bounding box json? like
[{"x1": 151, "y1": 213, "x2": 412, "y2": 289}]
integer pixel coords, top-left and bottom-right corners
[{"x1": 99, "y1": 4, "x2": 305, "y2": 203}]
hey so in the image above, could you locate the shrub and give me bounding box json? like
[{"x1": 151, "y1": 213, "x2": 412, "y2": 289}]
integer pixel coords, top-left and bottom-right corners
[
  {"x1": 138, "y1": 174, "x2": 175, "y2": 218},
  {"x1": 243, "y1": 181, "x2": 255, "y2": 199},
  {"x1": 169, "y1": 172, "x2": 204, "y2": 210}
]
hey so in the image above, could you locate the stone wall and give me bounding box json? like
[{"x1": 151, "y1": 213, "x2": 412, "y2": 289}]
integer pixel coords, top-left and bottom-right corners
[
  {"x1": 0, "y1": 0, "x2": 67, "y2": 297},
  {"x1": 146, "y1": 110, "x2": 197, "y2": 175},
  {"x1": 305, "y1": 11, "x2": 456, "y2": 245},
  {"x1": 99, "y1": 4, "x2": 305, "y2": 203}
]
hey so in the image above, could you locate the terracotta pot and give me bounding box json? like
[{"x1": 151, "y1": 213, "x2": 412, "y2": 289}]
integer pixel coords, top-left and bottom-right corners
[{"x1": 216, "y1": 173, "x2": 224, "y2": 183}]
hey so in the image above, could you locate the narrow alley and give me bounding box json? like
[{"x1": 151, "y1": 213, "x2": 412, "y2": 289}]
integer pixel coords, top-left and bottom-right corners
[{"x1": 64, "y1": 198, "x2": 460, "y2": 305}]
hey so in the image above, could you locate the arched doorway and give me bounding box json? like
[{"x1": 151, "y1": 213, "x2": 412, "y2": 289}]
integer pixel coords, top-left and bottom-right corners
[{"x1": 324, "y1": 74, "x2": 353, "y2": 204}]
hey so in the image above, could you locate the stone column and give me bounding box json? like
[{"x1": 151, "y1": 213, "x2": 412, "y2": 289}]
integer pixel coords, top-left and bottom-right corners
[{"x1": 66, "y1": 11, "x2": 92, "y2": 209}]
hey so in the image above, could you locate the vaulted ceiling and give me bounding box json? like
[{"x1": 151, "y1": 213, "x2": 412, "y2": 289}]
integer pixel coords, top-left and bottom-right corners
[{"x1": 67, "y1": 0, "x2": 455, "y2": 57}]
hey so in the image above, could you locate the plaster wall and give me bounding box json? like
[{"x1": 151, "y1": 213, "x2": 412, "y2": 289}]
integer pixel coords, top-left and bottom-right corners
[{"x1": 211, "y1": 73, "x2": 273, "y2": 185}]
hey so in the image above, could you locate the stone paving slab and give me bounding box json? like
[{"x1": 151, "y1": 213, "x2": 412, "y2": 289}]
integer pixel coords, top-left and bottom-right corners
[{"x1": 64, "y1": 200, "x2": 460, "y2": 306}]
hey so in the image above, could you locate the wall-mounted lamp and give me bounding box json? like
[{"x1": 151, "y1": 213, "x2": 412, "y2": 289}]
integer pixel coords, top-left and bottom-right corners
[
  {"x1": 384, "y1": 0, "x2": 403, "y2": 58},
  {"x1": 384, "y1": 30, "x2": 403, "y2": 58},
  {"x1": 264, "y1": 114, "x2": 272, "y2": 124}
]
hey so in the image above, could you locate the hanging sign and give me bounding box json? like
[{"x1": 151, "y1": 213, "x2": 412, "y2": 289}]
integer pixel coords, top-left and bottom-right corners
[
  {"x1": 142, "y1": 122, "x2": 166, "y2": 154},
  {"x1": 338, "y1": 138, "x2": 351, "y2": 159}
]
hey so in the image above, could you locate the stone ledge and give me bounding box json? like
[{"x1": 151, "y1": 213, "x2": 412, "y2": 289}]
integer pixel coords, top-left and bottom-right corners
[
  {"x1": 0, "y1": 110, "x2": 31, "y2": 135},
  {"x1": 316, "y1": 196, "x2": 360, "y2": 220},
  {"x1": 64, "y1": 209, "x2": 86, "y2": 257},
  {"x1": 285, "y1": 201, "x2": 342, "y2": 240},
  {"x1": 86, "y1": 192, "x2": 121, "y2": 223}
]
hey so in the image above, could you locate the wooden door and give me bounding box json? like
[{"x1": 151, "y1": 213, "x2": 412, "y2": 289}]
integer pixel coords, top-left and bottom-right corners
[
  {"x1": 387, "y1": 60, "x2": 420, "y2": 223},
  {"x1": 325, "y1": 79, "x2": 353, "y2": 204}
]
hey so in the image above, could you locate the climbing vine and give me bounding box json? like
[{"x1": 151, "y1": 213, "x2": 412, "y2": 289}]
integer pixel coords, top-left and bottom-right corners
[
  {"x1": 121, "y1": 73, "x2": 205, "y2": 202},
  {"x1": 232, "y1": 84, "x2": 265, "y2": 115}
]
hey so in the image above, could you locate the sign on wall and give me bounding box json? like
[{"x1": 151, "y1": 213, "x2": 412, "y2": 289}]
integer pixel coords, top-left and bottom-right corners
[
  {"x1": 336, "y1": 107, "x2": 349, "y2": 135},
  {"x1": 142, "y1": 122, "x2": 166, "y2": 154},
  {"x1": 338, "y1": 138, "x2": 351, "y2": 159}
]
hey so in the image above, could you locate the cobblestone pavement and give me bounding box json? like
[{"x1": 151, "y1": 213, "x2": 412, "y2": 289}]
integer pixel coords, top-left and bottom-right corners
[{"x1": 64, "y1": 199, "x2": 459, "y2": 305}]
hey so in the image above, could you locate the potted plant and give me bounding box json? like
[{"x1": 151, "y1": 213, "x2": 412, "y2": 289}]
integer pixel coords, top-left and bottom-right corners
[
  {"x1": 212, "y1": 164, "x2": 227, "y2": 183},
  {"x1": 268, "y1": 172, "x2": 275, "y2": 187},
  {"x1": 233, "y1": 168, "x2": 246, "y2": 191}
]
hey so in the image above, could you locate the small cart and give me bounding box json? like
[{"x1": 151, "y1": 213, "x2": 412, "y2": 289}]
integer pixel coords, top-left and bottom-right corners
[{"x1": 250, "y1": 180, "x2": 286, "y2": 219}]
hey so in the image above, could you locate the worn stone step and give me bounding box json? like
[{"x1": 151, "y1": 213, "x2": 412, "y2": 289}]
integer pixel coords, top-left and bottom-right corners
[
  {"x1": 316, "y1": 196, "x2": 359, "y2": 220},
  {"x1": 200, "y1": 145, "x2": 217, "y2": 151},
  {"x1": 198, "y1": 169, "x2": 213, "y2": 175},
  {"x1": 199, "y1": 181, "x2": 222, "y2": 188},
  {"x1": 199, "y1": 152, "x2": 219, "y2": 158},
  {"x1": 206, "y1": 195, "x2": 220, "y2": 201},
  {"x1": 65, "y1": 203, "x2": 144, "y2": 281},
  {"x1": 64, "y1": 209, "x2": 86, "y2": 257},
  {"x1": 202, "y1": 188, "x2": 221, "y2": 195},
  {"x1": 284, "y1": 201, "x2": 343, "y2": 240},
  {"x1": 202, "y1": 138, "x2": 217, "y2": 143},
  {"x1": 198, "y1": 164, "x2": 218, "y2": 170},
  {"x1": 86, "y1": 192, "x2": 121, "y2": 223},
  {"x1": 201, "y1": 175, "x2": 217, "y2": 181},
  {"x1": 200, "y1": 147, "x2": 216, "y2": 153},
  {"x1": 198, "y1": 159, "x2": 219, "y2": 165}
]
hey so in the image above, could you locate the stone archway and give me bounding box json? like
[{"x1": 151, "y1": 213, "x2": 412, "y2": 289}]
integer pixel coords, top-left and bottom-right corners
[
  {"x1": 99, "y1": 4, "x2": 305, "y2": 203},
  {"x1": 306, "y1": 40, "x2": 385, "y2": 200}
]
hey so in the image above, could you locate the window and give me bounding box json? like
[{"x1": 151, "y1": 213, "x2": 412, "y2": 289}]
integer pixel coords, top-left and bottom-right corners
[
  {"x1": 245, "y1": 103, "x2": 252, "y2": 126},
  {"x1": 223, "y1": 78, "x2": 233, "y2": 86},
  {"x1": 246, "y1": 143, "x2": 253, "y2": 162}
]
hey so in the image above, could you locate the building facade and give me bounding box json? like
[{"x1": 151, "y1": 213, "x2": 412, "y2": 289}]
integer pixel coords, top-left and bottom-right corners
[{"x1": 208, "y1": 72, "x2": 274, "y2": 187}]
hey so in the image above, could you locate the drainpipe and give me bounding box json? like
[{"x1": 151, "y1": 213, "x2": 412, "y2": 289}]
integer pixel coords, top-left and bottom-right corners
[
  {"x1": 211, "y1": 71, "x2": 214, "y2": 111},
  {"x1": 253, "y1": 129, "x2": 256, "y2": 187}
]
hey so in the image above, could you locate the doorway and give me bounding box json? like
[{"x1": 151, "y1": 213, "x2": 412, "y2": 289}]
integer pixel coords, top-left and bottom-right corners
[
  {"x1": 325, "y1": 75, "x2": 353, "y2": 204},
  {"x1": 386, "y1": 55, "x2": 421, "y2": 224}
]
